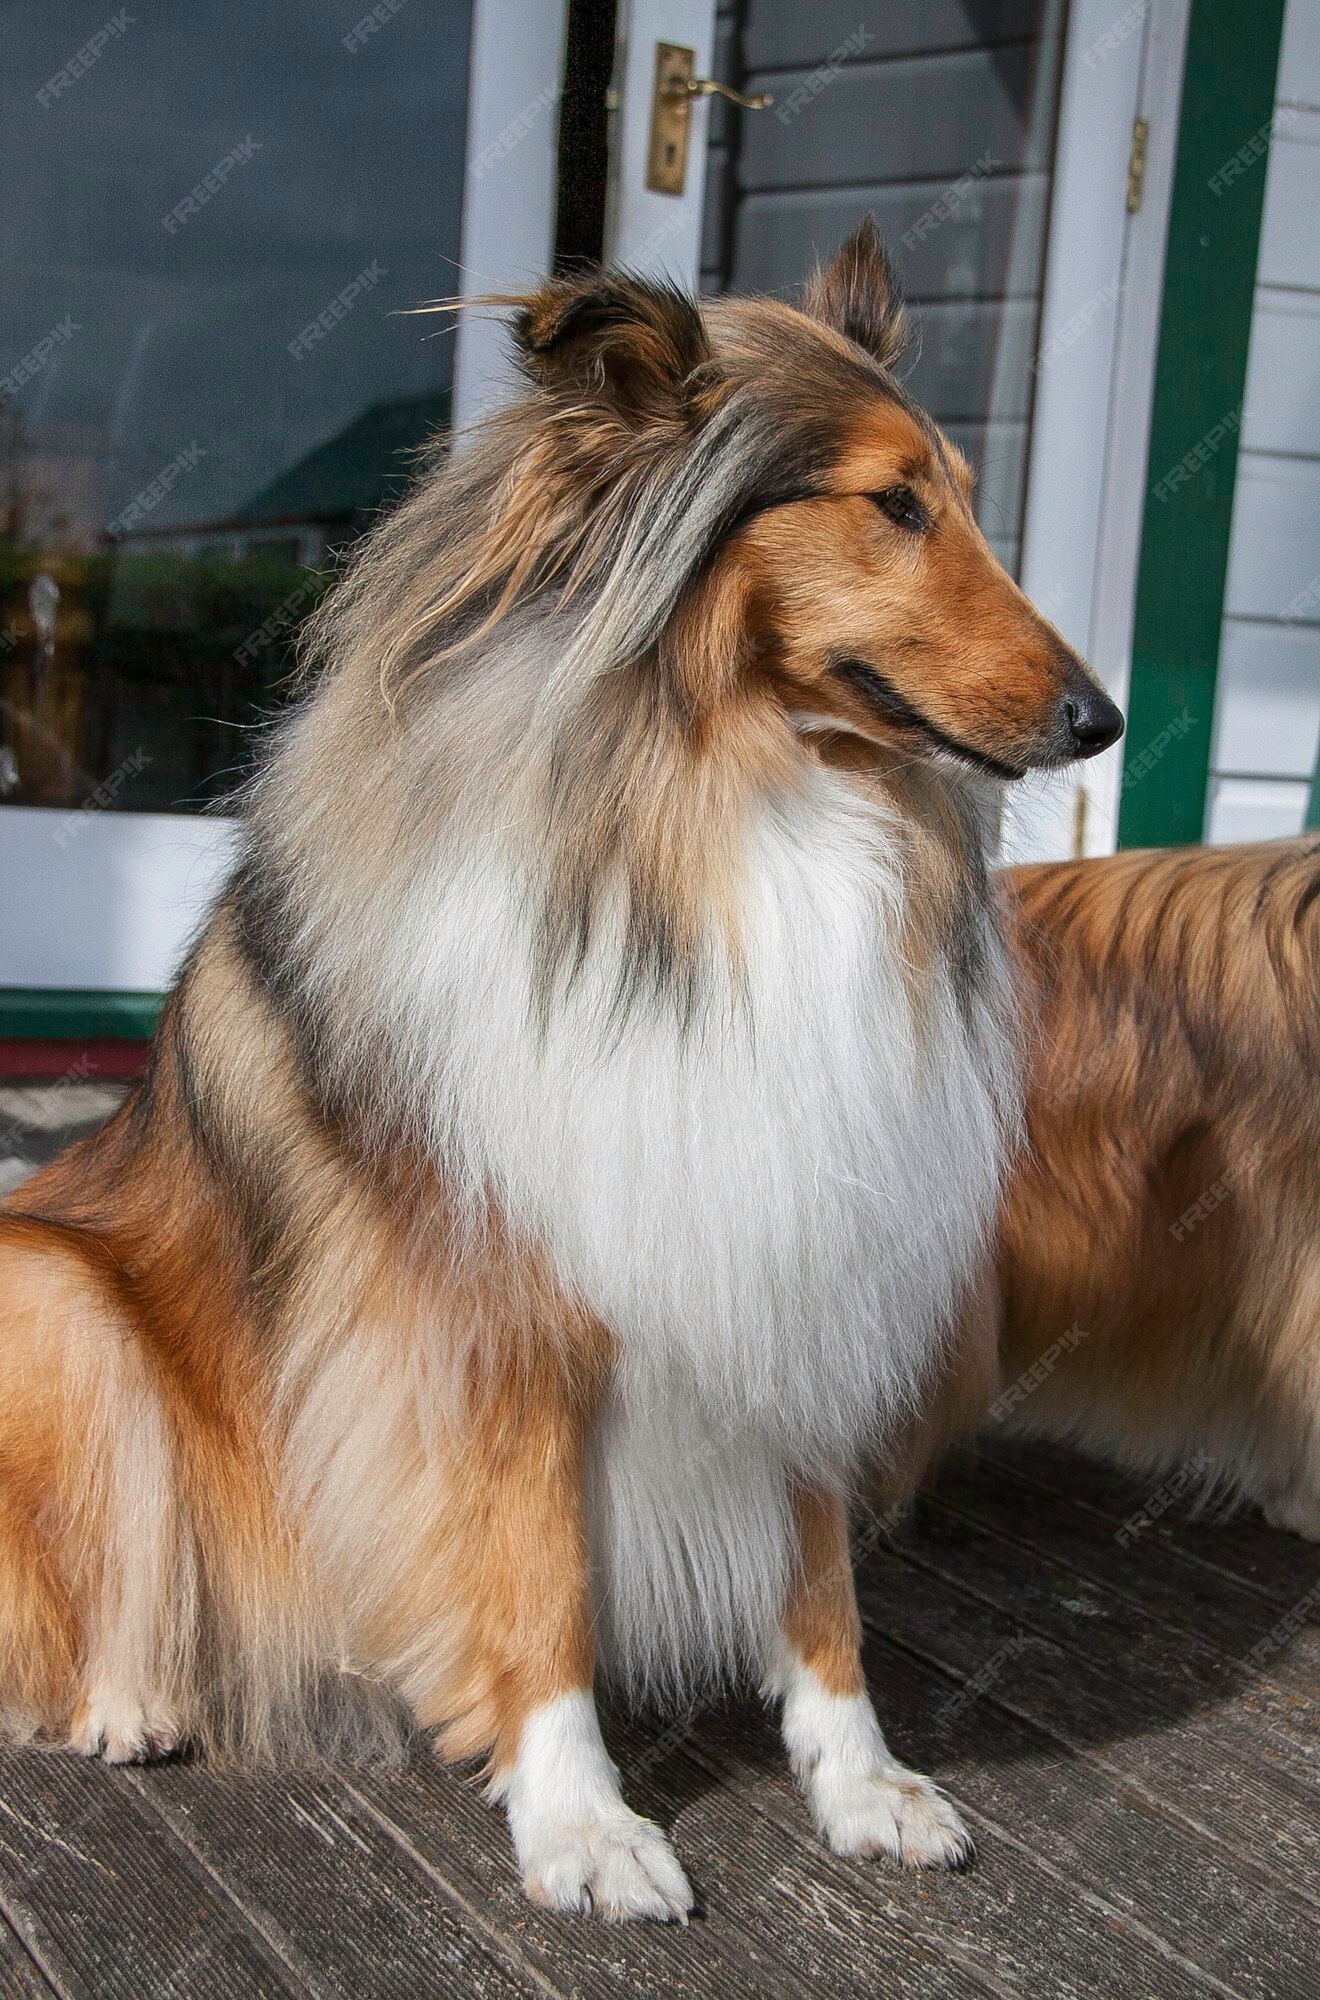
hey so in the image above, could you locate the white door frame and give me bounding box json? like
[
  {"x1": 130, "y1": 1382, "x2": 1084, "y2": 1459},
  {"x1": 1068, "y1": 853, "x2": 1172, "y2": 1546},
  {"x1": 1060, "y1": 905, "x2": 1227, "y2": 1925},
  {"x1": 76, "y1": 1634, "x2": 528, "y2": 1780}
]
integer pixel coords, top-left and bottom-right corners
[
  {"x1": 1006, "y1": 0, "x2": 1191, "y2": 863},
  {"x1": 1082, "y1": 0, "x2": 1193, "y2": 856},
  {"x1": 450, "y1": 0, "x2": 719, "y2": 419}
]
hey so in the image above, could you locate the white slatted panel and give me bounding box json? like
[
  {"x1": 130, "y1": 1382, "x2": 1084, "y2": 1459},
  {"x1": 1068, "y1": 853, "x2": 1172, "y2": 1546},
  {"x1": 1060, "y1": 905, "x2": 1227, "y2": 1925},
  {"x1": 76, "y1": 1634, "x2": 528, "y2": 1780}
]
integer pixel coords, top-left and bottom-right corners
[
  {"x1": 1212, "y1": 623, "x2": 1320, "y2": 778},
  {"x1": 1223, "y1": 457, "x2": 1320, "y2": 620},
  {"x1": 1209, "y1": 0, "x2": 1320, "y2": 839},
  {"x1": 1255, "y1": 124, "x2": 1320, "y2": 290},
  {"x1": 1277, "y1": 0, "x2": 1320, "y2": 99},
  {"x1": 1241, "y1": 292, "x2": 1320, "y2": 457},
  {"x1": 1206, "y1": 776, "x2": 1313, "y2": 844}
]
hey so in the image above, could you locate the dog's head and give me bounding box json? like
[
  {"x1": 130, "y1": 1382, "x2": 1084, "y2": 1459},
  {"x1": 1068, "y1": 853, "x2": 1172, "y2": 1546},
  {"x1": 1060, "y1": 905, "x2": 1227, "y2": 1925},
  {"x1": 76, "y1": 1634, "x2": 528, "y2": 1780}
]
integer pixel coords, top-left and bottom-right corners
[{"x1": 508, "y1": 220, "x2": 1121, "y2": 780}]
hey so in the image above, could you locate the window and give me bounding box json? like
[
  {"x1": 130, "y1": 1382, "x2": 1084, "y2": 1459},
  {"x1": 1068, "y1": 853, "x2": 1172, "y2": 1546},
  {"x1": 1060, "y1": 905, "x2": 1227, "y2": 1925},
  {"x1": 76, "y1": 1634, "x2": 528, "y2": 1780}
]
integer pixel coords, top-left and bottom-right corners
[{"x1": 1, "y1": 1, "x2": 473, "y2": 816}]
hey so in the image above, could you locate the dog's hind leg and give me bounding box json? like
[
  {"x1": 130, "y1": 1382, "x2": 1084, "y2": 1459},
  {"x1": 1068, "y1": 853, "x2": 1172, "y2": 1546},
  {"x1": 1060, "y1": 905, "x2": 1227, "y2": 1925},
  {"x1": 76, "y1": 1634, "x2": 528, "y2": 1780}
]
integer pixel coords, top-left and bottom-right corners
[
  {"x1": 771, "y1": 1482, "x2": 973, "y2": 1869},
  {"x1": 0, "y1": 1220, "x2": 188, "y2": 1760},
  {"x1": 0, "y1": 1480, "x2": 77, "y2": 1742},
  {"x1": 64, "y1": 1364, "x2": 188, "y2": 1765}
]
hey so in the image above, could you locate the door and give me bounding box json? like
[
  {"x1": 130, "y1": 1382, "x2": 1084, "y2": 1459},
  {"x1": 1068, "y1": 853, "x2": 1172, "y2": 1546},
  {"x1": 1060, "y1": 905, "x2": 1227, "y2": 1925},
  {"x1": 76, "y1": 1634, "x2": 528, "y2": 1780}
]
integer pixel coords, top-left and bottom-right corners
[
  {"x1": 1, "y1": 2, "x2": 476, "y2": 1004},
  {"x1": 606, "y1": 0, "x2": 721, "y2": 281}
]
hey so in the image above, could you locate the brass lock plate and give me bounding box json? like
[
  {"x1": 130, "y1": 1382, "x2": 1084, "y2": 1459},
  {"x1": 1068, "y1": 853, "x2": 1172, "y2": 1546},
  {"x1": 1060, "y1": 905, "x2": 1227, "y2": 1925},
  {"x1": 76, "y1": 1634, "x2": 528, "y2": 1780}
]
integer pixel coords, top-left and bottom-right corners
[{"x1": 646, "y1": 42, "x2": 695, "y2": 195}]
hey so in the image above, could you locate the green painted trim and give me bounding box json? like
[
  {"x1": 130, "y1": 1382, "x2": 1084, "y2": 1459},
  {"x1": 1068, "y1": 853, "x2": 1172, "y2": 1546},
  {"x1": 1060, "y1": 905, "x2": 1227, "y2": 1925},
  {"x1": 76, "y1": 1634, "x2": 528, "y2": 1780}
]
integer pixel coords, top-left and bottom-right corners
[
  {"x1": 1307, "y1": 747, "x2": 1320, "y2": 832},
  {"x1": 0, "y1": 989, "x2": 162, "y2": 1041},
  {"x1": 1117, "y1": 0, "x2": 1287, "y2": 849}
]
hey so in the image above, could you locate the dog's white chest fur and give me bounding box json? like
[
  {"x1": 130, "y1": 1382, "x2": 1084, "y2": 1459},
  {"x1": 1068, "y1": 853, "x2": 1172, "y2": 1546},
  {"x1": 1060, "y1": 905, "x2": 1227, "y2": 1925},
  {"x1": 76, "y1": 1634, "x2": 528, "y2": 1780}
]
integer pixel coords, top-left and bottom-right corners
[
  {"x1": 432, "y1": 773, "x2": 1010, "y2": 1410},
  {"x1": 353, "y1": 761, "x2": 1019, "y2": 1688}
]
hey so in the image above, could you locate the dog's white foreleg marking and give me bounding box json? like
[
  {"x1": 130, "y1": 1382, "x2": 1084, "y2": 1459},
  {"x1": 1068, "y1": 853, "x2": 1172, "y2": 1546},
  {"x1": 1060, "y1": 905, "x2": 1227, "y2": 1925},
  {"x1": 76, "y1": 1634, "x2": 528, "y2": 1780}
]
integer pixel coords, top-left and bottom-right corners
[
  {"x1": 495, "y1": 1692, "x2": 694, "y2": 1922},
  {"x1": 776, "y1": 1653, "x2": 972, "y2": 1868}
]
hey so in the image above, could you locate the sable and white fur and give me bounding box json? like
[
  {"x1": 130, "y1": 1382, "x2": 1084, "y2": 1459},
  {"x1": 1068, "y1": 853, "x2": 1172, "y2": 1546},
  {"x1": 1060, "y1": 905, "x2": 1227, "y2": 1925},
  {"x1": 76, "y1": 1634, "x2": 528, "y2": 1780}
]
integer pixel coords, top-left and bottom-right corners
[
  {"x1": 0, "y1": 224, "x2": 1119, "y2": 1917},
  {"x1": 884, "y1": 838, "x2": 1320, "y2": 1552},
  {"x1": 995, "y1": 840, "x2": 1320, "y2": 1536},
  {"x1": 256, "y1": 648, "x2": 1017, "y2": 1689}
]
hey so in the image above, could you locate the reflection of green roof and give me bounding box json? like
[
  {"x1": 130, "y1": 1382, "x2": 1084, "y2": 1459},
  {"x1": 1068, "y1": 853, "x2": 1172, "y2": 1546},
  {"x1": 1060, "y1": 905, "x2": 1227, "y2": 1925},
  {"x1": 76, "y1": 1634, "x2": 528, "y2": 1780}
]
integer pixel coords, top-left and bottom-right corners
[{"x1": 236, "y1": 391, "x2": 449, "y2": 526}]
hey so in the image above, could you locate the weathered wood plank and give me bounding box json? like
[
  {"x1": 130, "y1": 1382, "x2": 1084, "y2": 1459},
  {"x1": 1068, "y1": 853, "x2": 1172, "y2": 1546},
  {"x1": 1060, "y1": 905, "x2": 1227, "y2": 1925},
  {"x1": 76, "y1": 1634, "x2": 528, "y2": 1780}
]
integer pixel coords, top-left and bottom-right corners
[
  {"x1": 0, "y1": 1418, "x2": 1313, "y2": 1996},
  {"x1": 854, "y1": 1541, "x2": 1320, "y2": 1888},
  {"x1": 907, "y1": 1486, "x2": 1318, "y2": 1764},
  {"x1": 0, "y1": 1897, "x2": 82, "y2": 2000},
  {"x1": 0, "y1": 1916, "x2": 56, "y2": 2000},
  {"x1": 350, "y1": 1736, "x2": 999, "y2": 2000},
  {"x1": 856, "y1": 1631, "x2": 1320, "y2": 2000},
  {"x1": 928, "y1": 1448, "x2": 1320, "y2": 1696},
  {"x1": 609, "y1": 1698, "x2": 1230, "y2": 2000},
  {"x1": 132, "y1": 1761, "x2": 558, "y2": 2000},
  {"x1": 0, "y1": 1749, "x2": 301, "y2": 2000},
  {"x1": 974, "y1": 1439, "x2": 1320, "y2": 1615}
]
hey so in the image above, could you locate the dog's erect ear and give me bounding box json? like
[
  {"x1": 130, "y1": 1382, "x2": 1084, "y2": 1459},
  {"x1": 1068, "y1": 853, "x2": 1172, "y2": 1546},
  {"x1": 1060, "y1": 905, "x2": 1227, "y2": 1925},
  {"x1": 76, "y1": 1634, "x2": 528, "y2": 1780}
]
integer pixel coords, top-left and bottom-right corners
[
  {"x1": 802, "y1": 217, "x2": 908, "y2": 370},
  {"x1": 512, "y1": 272, "x2": 711, "y2": 422}
]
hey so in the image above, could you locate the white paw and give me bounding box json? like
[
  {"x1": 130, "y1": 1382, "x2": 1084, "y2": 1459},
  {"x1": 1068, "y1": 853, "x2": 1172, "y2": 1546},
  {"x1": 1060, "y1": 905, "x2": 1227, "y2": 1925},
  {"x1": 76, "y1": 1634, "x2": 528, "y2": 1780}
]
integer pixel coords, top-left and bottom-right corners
[
  {"x1": 522, "y1": 1810, "x2": 694, "y2": 1923},
  {"x1": 809, "y1": 1760, "x2": 974, "y2": 1869},
  {"x1": 69, "y1": 1694, "x2": 179, "y2": 1764},
  {"x1": 778, "y1": 1658, "x2": 973, "y2": 1870},
  {"x1": 501, "y1": 1692, "x2": 694, "y2": 1924}
]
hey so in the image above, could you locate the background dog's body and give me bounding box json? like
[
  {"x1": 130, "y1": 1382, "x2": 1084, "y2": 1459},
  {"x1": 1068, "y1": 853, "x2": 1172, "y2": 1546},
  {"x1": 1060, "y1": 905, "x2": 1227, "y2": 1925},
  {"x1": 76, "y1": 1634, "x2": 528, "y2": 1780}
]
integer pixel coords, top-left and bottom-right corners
[{"x1": 981, "y1": 838, "x2": 1320, "y2": 1538}]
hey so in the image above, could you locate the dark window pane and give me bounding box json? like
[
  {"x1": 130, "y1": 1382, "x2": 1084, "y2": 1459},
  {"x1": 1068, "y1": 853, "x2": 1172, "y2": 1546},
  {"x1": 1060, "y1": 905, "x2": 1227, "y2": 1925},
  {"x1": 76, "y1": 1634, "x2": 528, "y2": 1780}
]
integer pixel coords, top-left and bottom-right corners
[{"x1": 1, "y1": 2, "x2": 472, "y2": 813}]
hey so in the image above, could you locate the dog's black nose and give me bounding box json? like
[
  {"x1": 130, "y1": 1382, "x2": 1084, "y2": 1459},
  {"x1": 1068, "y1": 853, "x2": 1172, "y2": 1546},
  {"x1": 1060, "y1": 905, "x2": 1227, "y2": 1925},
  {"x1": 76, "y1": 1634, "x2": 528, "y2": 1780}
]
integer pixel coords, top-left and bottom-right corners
[{"x1": 1063, "y1": 689, "x2": 1124, "y2": 758}]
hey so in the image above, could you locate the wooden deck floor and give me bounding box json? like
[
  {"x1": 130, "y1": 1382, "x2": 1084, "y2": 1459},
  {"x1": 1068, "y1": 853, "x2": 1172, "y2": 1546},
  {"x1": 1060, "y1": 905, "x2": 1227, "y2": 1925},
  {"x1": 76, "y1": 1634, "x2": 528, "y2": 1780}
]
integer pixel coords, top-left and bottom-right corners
[{"x1": 0, "y1": 1083, "x2": 1316, "y2": 1999}]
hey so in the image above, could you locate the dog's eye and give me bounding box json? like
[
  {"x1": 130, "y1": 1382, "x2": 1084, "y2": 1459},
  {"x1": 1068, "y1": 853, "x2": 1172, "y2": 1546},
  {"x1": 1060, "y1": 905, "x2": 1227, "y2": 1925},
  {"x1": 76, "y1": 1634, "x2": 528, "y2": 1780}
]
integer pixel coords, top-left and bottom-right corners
[{"x1": 870, "y1": 485, "x2": 926, "y2": 532}]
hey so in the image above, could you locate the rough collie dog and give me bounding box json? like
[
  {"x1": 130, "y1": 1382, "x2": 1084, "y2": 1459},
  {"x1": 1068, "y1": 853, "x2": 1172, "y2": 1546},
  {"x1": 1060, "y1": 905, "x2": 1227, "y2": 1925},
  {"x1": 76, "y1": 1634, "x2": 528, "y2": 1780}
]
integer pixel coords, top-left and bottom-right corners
[
  {"x1": 978, "y1": 837, "x2": 1319, "y2": 1539},
  {"x1": 0, "y1": 224, "x2": 1121, "y2": 1920}
]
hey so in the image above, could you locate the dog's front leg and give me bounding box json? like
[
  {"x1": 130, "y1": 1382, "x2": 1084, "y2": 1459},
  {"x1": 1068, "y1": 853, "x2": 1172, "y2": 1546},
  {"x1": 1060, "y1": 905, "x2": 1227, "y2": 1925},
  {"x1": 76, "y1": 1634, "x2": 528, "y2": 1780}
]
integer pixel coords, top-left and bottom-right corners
[
  {"x1": 420, "y1": 1330, "x2": 693, "y2": 1923},
  {"x1": 771, "y1": 1483, "x2": 973, "y2": 1869}
]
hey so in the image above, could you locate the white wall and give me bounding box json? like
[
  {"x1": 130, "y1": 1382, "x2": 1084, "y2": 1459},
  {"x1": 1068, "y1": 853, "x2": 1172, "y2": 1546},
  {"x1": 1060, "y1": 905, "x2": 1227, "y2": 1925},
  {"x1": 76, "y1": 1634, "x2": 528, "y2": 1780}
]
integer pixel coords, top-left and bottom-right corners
[{"x1": 1206, "y1": 0, "x2": 1320, "y2": 842}]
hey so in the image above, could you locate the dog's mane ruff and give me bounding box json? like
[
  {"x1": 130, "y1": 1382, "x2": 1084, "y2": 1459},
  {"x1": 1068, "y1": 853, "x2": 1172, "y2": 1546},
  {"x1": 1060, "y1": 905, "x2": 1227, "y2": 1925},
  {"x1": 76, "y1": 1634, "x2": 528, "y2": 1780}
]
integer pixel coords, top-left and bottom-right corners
[{"x1": 230, "y1": 294, "x2": 1024, "y2": 1692}]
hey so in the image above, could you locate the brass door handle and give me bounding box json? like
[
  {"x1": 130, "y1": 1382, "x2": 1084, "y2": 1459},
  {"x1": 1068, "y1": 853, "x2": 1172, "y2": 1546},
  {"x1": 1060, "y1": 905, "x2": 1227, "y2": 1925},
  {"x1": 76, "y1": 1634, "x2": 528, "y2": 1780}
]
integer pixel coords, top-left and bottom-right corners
[
  {"x1": 646, "y1": 43, "x2": 773, "y2": 196},
  {"x1": 667, "y1": 76, "x2": 773, "y2": 112}
]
